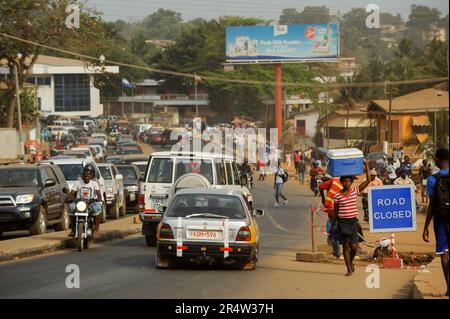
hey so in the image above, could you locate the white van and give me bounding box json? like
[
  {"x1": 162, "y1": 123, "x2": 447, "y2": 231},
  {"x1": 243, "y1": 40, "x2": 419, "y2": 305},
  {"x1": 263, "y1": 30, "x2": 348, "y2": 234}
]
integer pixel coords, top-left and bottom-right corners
[{"x1": 139, "y1": 151, "x2": 253, "y2": 246}]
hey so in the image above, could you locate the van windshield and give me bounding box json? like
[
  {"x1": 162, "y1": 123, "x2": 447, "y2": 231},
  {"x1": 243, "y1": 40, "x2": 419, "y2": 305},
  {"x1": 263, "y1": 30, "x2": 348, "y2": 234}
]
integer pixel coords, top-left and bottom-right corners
[
  {"x1": 174, "y1": 159, "x2": 213, "y2": 184},
  {"x1": 147, "y1": 158, "x2": 173, "y2": 183}
]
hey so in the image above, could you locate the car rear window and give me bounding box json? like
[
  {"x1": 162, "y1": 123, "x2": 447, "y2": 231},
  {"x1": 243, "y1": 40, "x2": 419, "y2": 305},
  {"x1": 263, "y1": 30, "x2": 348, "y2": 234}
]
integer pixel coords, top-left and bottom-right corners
[
  {"x1": 0, "y1": 168, "x2": 40, "y2": 187},
  {"x1": 148, "y1": 158, "x2": 173, "y2": 183},
  {"x1": 99, "y1": 166, "x2": 113, "y2": 180},
  {"x1": 166, "y1": 194, "x2": 246, "y2": 219},
  {"x1": 57, "y1": 164, "x2": 83, "y2": 181},
  {"x1": 174, "y1": 159, "x2": 213, "y2": 184},
  {"x1": 117, "y1": 166, "x2": 138, "y2": 180}
]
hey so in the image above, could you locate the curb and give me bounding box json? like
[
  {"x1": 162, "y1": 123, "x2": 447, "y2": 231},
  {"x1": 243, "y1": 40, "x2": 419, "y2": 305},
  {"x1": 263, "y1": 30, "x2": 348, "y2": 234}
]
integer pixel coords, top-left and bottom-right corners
[
  {"x1": 0, "y1": 225, "x2": 141, "y2": 263},
  {"x1": 413, "y1": 258, "x2": 448, "y2": 299}
]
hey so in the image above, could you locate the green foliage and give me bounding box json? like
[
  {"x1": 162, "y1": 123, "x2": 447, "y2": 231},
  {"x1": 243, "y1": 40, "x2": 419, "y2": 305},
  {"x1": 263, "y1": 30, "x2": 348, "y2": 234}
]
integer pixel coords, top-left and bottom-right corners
[{"x1": 279, "y1": 6, "x2": 330, "y2": 24}]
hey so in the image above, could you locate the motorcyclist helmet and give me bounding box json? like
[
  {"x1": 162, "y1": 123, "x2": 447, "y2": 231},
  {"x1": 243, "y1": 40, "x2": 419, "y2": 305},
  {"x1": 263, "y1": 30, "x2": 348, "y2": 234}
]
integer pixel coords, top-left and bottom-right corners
[{"x1": 82, "y1": 164, "x2": 96, "y2": 178}]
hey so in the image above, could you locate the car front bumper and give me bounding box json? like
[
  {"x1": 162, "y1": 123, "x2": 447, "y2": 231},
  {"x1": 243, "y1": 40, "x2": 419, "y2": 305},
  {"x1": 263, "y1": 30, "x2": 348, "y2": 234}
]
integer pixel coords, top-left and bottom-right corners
[{"x1": 0, "y1": 204, "x2": 40, "y2": 231}]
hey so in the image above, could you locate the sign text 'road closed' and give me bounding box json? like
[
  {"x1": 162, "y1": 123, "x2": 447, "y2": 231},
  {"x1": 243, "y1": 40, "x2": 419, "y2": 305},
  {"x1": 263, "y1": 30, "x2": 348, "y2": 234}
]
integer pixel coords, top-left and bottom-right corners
[{"x1": 368, "y1": 185, "x2": 417, "y2": 233}]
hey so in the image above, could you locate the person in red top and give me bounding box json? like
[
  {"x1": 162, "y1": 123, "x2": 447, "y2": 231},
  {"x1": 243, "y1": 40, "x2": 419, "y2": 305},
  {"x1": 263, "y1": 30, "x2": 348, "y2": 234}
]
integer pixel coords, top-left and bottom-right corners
[{"x1": 330, "y1": 161, "x2": 371, "y2": 276}]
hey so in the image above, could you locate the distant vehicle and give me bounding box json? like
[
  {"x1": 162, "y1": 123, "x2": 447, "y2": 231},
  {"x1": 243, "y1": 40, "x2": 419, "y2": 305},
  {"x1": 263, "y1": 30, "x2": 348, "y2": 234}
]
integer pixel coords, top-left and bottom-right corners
[
  {"x1": 91, "y1": 134, "x2": 108, "y2": 147},
  {"x1": 0, "y1": 163, "x2": 70, "y2": 236},
  {"x1": 115, "y1": 147, "x2": 143, "y2": 155},
  {"x1": 133, "y1": 123, "x2": 152, "y2": 134},
  {"x1": 67, "y1": 147, "x2": 95, "y2": 162},
  {"x1": 90, "y1": 144, "x2": 106, "y2": 162},
  {"x1": 48, "y1": 126, "x2": 70, "y2": 137},
  {"x1": 155, "y1": 188, "x2": 263, "y2": 269},
  {"x1": 75, "y1": 119, "x2": 95, "y2": 132},
  {"x1": 105, "y1": 155, "x2": 124, "y2": 165},
  {"x1": 120, "y1": 155, "x2": 149, "y2": 180},
  {"x1": 116, "y1": 164, "x2": 141, "y2": 213},
  {"x1": 97, "y1": 163, "x2": 126, "y2": 219}
]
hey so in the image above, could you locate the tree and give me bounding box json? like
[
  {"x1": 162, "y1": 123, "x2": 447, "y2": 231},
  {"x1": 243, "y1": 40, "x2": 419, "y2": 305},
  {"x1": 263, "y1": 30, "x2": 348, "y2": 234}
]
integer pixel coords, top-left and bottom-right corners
[
  {"x1": 279, "y1": 6, "x2": 330, "y2": 24},
  {"x1": 154, "y1": 16, "x2": 319, "y2": 118},
  {"x1": 0, "y1": 0, "x2": 107, "y2": 128},
  {"x1": 407, "y1": 5, "x2": 441, "y2": 30}
]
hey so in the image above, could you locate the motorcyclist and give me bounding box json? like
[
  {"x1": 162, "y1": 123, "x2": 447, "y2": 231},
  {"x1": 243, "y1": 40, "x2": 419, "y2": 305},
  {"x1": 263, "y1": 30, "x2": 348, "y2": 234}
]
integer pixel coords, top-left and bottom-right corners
[
  {"x1": 310, "y1": 162, "x2": 324, "y2": 191},
  {"x1": 66, "y1": 165, "x2": 103, "y2": 237},
  {"x1": 239, "y1": 160, "x2": 253, "y2": 185}
]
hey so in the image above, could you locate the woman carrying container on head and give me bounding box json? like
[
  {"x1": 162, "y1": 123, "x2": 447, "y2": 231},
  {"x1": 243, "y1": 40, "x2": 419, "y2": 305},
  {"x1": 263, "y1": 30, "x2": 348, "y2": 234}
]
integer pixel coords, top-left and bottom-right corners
[{"x1": 329, "y1": 161, "x2": 371, "y2": 276}]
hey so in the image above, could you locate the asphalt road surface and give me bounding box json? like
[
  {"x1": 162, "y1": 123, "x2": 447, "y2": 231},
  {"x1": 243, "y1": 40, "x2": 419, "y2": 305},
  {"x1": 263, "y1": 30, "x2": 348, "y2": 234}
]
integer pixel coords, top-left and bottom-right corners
[{"x1": 0, "y1": 178, "x2": 416, "y2": 299}]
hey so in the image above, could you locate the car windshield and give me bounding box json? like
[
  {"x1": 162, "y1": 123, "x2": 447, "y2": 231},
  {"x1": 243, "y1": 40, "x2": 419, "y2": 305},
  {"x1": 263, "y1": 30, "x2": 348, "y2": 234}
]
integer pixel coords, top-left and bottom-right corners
[
  {"x1": 166, "y1": 194, "x2": 246, "y2": 219},
  {"x1": 99, "y1": 166, "x2": 113, "y2": 180},
  {"x1": 0, "y1": 169, "x2": 40, "y2": 187},
  {"x1": 174, "y1": 159, "x2": 213, "y2": 184},
  {"x1": 57, "y1": 164, "x2": 83, "y2": 181},
  {"x1": 117, "y1": 166, "x2": 138, "y2": 180},
  {"x1": 148, "y1": 158, "x2": 173, "y2": 183}
]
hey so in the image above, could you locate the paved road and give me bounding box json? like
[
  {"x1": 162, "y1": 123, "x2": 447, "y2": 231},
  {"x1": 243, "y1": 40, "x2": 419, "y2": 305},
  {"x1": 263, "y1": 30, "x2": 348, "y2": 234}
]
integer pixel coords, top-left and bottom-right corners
[{"x1": 0, "y1": 177, "x2": 417, "y2": 298}]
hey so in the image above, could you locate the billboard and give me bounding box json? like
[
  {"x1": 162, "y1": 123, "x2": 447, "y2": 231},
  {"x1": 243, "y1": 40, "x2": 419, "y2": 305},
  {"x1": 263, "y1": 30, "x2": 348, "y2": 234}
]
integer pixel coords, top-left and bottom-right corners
[{"x1": 226, "y1": 24, "x2": 339, "y2": 63}]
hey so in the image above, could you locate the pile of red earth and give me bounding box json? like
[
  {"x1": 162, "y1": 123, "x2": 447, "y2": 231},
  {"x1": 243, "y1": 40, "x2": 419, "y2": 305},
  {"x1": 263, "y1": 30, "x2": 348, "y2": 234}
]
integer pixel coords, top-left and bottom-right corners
[{"x1": 398, "y1": 252, "x2": 434, "y2": 266}]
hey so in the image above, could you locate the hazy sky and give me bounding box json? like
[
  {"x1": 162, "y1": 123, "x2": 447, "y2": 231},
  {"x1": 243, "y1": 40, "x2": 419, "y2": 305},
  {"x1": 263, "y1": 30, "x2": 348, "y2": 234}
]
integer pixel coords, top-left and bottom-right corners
[{"x1": 86, "y1": 0, "x2": 449, "y2": 22}]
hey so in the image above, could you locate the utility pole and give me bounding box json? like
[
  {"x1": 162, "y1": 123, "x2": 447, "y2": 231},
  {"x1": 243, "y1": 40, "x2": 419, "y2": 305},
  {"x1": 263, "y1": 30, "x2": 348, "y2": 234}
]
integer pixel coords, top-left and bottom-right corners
[
  {"x1": 194, "y1": 72, "x2": 198, "y2": 117},
  {"x1": 13, "y1": 63, "x2": 24, "y2": 159},
  {"x1": 387, "y1": 82, "x2": 393, "y2": 144},
  {"x1": 325, "y1": 92, "x2": 330, "y2": 149}
]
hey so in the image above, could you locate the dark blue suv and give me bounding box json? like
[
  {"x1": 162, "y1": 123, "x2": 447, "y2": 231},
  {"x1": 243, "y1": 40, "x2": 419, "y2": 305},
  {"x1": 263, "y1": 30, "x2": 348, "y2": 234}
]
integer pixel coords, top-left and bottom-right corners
[{"x1": 0, "y1": 164, "x2": 70, "y2": 237}]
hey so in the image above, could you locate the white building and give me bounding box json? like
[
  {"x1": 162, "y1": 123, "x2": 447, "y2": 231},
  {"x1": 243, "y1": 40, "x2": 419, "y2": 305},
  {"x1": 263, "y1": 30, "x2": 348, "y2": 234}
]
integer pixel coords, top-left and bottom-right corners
[{"x1": 3, "y1": 55, "x2": 119, "y2": 117}]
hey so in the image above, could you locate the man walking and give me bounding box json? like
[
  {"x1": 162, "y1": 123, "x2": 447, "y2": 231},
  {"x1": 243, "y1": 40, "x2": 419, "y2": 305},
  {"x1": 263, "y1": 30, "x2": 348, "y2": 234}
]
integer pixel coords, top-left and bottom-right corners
[
  {"x1": 298, "y1": 159, "x2": 306, "y2": 184},
  {"x1": 423, "y1": 148, "x2": 449, "y2": 297},
  {"x1": 274, "y1": 161, "x2": 288, "y2": 207}
]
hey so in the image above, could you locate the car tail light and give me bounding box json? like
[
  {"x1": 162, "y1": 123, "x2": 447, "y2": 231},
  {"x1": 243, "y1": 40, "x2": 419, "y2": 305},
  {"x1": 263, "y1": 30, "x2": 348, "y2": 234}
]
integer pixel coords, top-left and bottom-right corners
[
  {"x1": 159, "y1": 223, "x2": 174, "y2": 239},
  {"x1": 139, "y1": 194, "x2": 145, "y2": 211},
  {"x1": 236, "y1": 226, "x2": 251, "y2": 241}
]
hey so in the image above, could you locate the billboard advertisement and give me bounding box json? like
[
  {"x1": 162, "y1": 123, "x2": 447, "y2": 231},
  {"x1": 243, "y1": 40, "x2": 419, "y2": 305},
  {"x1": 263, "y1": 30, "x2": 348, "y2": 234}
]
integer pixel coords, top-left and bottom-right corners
[{"x1": 226, "y1": 24, "x2": 339, "y2": 63}]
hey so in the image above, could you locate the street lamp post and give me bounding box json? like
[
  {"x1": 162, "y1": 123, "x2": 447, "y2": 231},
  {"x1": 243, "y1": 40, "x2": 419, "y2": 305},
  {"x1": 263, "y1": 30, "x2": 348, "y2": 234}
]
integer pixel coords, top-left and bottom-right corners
[{"x1": 13, "y1": 60, "x2": 24, "y2": 159}]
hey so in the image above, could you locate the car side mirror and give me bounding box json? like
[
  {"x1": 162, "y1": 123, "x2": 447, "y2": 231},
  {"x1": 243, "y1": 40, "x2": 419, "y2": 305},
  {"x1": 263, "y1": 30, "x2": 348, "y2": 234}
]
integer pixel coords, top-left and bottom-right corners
[
  {"x1": 116, "y1": 174, "x2": 123, "y2": 180},
  {"x1": 253, "y1": 209, "x2": 264, "y2": 217},
  {"x1": 157, "y1": 206, "x2": 166, "y2": 213},
  {"x1": 45, "y1": 179, "x2": 56, "y2": 187}
]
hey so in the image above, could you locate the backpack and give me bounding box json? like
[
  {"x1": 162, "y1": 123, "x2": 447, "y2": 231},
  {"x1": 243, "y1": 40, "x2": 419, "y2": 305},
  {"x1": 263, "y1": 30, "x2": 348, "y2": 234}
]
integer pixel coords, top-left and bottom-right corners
[
  {"x1": 433, "y1": 173, "x2": 449, "y2": 221},
  {"x1": 277, "y1": 169, "x2": 288, "y2": 183}
]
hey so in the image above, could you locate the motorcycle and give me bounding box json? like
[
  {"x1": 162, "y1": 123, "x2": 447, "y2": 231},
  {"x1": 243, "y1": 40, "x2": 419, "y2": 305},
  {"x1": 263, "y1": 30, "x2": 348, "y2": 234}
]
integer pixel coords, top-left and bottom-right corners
[
  {"x1": 310, "y1": 175, "x2": 323, "y2": 196},
  {"x1": 74, "y1": 198, "x2": 96, "y2": 251},
  {"x1": 241, "y1": 173, "x2": 254, "y2": 189}
]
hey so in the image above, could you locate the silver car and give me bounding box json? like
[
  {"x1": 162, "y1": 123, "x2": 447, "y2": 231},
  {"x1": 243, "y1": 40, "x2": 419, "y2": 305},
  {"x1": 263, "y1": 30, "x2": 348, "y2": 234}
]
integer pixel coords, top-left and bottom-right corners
[{"x1": 155, "y1": 188, "x2": 264, "y2": 270}]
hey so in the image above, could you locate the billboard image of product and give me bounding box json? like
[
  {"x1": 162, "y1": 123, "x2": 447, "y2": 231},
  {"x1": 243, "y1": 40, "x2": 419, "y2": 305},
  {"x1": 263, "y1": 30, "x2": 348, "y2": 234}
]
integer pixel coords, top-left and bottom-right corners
[{"x1": 226, "y1": 24, "x2": 339, "y2": 63}]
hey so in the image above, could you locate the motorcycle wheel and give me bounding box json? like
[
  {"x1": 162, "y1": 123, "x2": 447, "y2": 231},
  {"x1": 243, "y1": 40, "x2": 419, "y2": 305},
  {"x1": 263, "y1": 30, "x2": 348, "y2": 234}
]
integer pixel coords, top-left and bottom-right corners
[{"x1": 77, "y1": 222, "x2": 84, "y2": 252}]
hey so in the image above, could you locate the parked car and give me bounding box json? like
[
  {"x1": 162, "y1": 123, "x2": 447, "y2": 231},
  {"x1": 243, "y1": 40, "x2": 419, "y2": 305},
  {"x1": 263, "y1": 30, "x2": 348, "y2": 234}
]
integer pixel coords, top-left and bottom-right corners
[
  {"x1": 97, "y1": 163, "x2": 126, "y2": 219},
  {"x1": 0, "y1": 163, "x2": 70, "y2": 236},
  {"x1": 116, "y1": 164, "x2": 141, "y2": 213},
  {"x1": 43, "y1": 158, "x2": 108, "y2": 223},
  {"x1": 155, "y1": 188, "x2": 263, "y2": 269}
]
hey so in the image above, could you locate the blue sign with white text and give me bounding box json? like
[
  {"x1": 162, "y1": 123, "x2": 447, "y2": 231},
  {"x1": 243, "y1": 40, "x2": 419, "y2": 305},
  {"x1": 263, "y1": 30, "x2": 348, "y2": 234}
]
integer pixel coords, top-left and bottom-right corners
[{"x1": 368, "y1": 185, "x2": 417, "y2": 233}]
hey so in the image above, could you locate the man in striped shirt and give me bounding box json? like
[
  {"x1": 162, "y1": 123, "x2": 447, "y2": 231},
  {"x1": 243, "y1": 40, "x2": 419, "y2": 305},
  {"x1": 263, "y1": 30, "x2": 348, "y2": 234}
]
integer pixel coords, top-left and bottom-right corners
[{"x1": 330, "y1": 161, "x2": 371, "y2": 276}]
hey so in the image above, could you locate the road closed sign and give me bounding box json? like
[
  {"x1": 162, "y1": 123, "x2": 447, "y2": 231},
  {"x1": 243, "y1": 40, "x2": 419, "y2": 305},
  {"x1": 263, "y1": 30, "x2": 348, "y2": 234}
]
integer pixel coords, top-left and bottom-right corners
[{"x1": 368, "y1": 185, "x2": 417, "y2": 233}]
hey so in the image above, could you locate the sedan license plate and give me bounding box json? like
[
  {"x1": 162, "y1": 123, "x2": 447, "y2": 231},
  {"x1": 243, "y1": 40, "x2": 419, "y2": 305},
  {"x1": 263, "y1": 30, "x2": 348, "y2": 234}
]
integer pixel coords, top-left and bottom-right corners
[{"x1": 187, "y1": 230, "x2": 222, "y2": 240}]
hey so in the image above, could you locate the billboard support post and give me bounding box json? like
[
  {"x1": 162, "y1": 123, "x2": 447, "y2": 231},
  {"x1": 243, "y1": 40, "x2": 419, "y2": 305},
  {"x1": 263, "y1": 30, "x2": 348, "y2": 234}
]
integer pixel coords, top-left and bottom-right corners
[{"x1": 275, "y1": 63, "x2": 282, "y2": 142}]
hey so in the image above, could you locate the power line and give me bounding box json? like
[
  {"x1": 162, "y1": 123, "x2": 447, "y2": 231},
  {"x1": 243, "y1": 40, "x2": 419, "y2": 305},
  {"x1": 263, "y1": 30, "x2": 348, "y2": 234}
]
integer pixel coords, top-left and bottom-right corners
[{"x1": 0, "y1": 32, "x2": 448, "y2": 89}]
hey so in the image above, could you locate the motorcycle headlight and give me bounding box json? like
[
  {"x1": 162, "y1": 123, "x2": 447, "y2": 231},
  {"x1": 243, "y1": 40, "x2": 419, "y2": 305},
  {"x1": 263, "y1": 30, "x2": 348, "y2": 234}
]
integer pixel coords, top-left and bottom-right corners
[
  {"x1": 127, "y1": 185, "x2": 139, "y2": 192},
  {"x1": 16, "y1": 194, "x2": 34, "y2": 204},
  {"x1": 76, "y1": 201, "x2": 87, "y2": 212}
]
